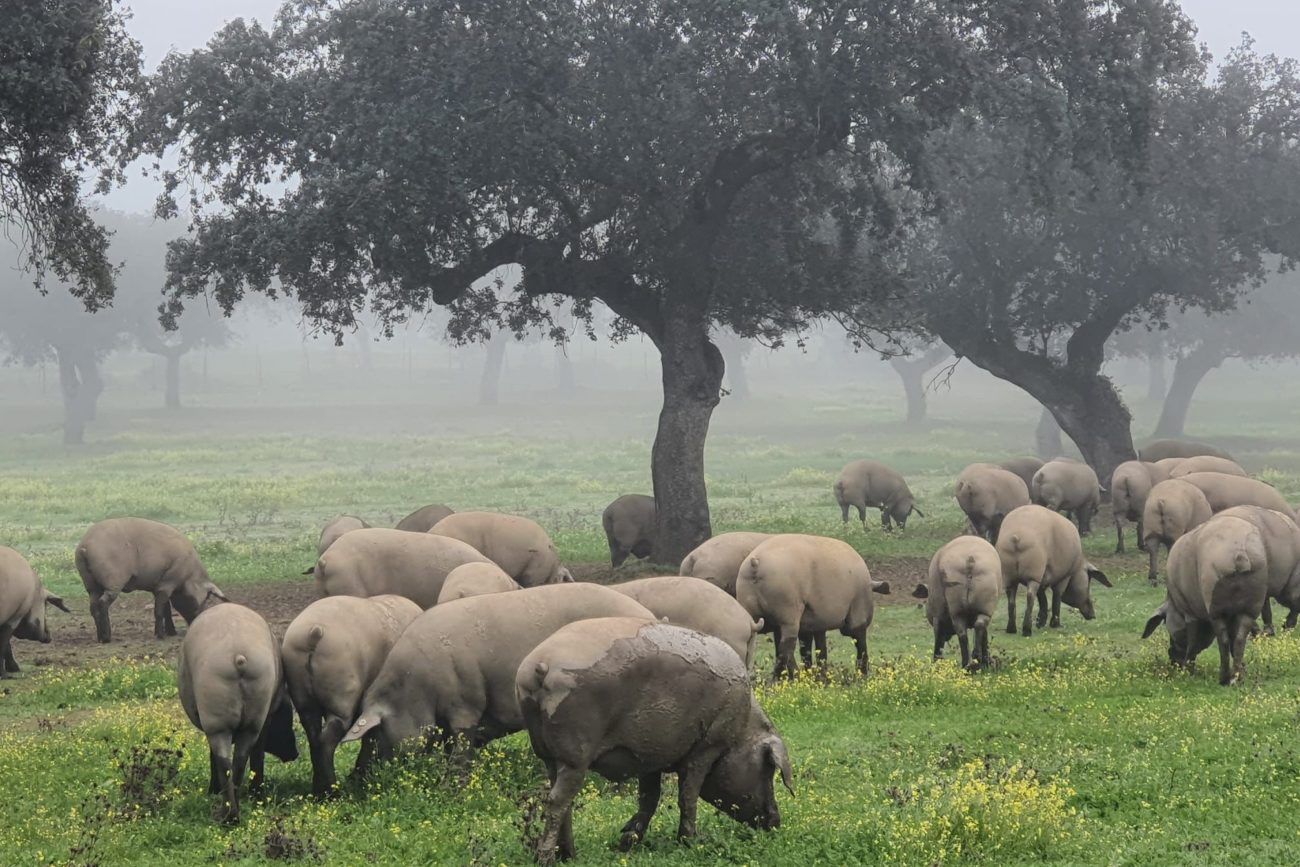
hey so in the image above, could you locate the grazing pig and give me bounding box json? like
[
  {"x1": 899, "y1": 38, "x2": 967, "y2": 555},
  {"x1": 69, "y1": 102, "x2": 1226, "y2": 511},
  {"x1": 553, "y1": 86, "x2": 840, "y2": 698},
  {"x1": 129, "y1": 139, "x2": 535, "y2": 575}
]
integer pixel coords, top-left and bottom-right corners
[
  {"x1": 435, "y1": 561, "x2": 521, "y2": 604},
  {"x1": 1216, "y1": 506, "x2": 1300, "y2": 633},
  {"x1": 1142, "y1": 479, "x2": 1214, "y2": 585},
  {"x1": 1138, "y1": 439, "x2": 1232, "y2": 463},
  {"x1": 177, "y1": 603, "x2": 299, "y2": 824},
  {"x1": 912, "y1": 536, "x2": 1000, "y2": 670},
  {"x1": 611, "y1": 576, "x2": 762, "y2": 670},
  {"x1": 954, "y1": 464, "x2": 1031, "y2": 542},
  {"x1": 833, "y1": 460, "x2": 923, "y2": 530},
  {"x1": 1110, "y1": 461, "x2": 1170, "y2": 554},
  {"x1": 313, "y1": 527, "x2": 492, "y2": 609},
  {"x1": 429, "y1": 512, "x2": 572, "y2": 586},
  {"x1": 679, "y1": 532, "x2": 773, "y2": 594},
  {"x1": 1178, "y1": 472, "x2": 1295, "y2": 519},
  {"x1": 998, "y1": 457, "x2": 1045, "y2": 493},
  {"x1": 735, "y1": 534, "x2": 875, "y2": 679},
  {"x1": 76, "y1": 518, "x2": 228, "y2": 643},
  {"x1": 394, "y1": 504, "x2": 455, "y2": 533},
  {"x1": 342, "y1": 583, "x2": 654, "y2": 767},
  {"x1": 1031, "y1": 460, "x2": 1102, "y2": 535},
  {"x1": 996, "y1": 505, "x2": 1111, "y2": 637},
  {"x1": 282, "y1": 594, "x2": 421, "y2": 797},
  {"x1": 1141, "y1": 515, "x2": 1268, "y2": 685},
  {"x1": 317, "y1": 515, "x2": 369, "y2": 556},
  {"x1": 0, "y1": 547, "x2": 70, "y2": 676},
  {"x1": 602, "y1": 494, "x2": 657, "y2": 567},
  {"x1": 517, "y1": 618, "x2": 793, "y2": 864},
  {"x1": 1168, "y1": 456, "x2": 1247, "y2": 479}
]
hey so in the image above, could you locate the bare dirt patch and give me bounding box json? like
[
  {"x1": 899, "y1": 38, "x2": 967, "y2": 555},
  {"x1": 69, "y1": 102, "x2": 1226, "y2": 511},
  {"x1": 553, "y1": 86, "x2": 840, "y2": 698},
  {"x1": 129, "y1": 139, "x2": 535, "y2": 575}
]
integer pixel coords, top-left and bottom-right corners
[{"x1": 23, "y1": 557, "x2": 929, "y2": 676}]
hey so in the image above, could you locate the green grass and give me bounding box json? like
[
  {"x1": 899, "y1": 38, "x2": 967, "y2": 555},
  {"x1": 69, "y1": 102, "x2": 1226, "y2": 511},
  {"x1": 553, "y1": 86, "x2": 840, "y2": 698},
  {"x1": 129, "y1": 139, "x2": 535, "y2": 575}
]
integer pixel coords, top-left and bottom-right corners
[{"x1": 3, "y1": 375, "x2": 1300, "y2": 865}]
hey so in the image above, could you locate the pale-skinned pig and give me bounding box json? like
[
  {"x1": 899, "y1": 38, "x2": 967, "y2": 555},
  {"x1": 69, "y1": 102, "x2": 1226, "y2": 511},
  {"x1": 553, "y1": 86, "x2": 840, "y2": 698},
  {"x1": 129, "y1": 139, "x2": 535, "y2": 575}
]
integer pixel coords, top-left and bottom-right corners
[
  {"x1": 177, "y1": 603, "x2": 298, "y2": 824},
  {"x1": 996, "y1": 505, "x2": 1111, "y2": 637},
  {"x1": 76, "y1": 517, "x2": 227, "y2": 643},
  {"x1": 429, "y1": 511, "x2": 572, "y2": 585},
  {"x1": 312, "y1": 527, "x2": 492, "y2": 609},
  {"x1": 0, "y1": 546, "x2": 70, "y2": 676}
]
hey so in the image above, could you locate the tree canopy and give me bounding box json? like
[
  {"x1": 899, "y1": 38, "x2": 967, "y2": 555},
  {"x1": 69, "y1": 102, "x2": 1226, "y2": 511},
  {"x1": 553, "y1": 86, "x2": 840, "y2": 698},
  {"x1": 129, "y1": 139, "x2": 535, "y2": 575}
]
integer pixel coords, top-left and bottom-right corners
[
  {"x1": 1, "y1": 0, "x2": 141, "y2": 304},
  {"x1": 131, "y1": 0, "x2": 1215, "y2": 558},
  {"x1": 890, "y1": 40, "x2": 1300, "y2": 477}
]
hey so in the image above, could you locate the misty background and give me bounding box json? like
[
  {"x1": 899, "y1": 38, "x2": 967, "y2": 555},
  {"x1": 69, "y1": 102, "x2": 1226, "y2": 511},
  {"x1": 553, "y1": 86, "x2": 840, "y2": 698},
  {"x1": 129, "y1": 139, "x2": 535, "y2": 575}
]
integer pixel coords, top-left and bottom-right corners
[{"x1": 2, "y1": 0, "x2": 1299, "y2": 448}]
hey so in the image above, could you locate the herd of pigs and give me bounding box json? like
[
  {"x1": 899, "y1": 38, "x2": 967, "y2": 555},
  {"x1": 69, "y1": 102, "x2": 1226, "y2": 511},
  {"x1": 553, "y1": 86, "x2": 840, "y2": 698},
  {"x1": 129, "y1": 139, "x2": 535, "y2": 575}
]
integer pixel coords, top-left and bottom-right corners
[{"x1": 0, "y1": 436, "x2": 1294, "y2": 861}]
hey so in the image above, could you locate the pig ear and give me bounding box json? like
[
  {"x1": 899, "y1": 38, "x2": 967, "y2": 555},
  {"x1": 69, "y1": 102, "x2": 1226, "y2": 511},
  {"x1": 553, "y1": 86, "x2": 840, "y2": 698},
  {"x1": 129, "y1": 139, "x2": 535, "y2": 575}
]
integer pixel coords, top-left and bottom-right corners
[
  {"x1": 1142, "y1": 605, "x2": 1167, "y2": 639},
  {"x1": 872, "y1": 581, "x2": 891, "y2": 595},
  {"x1": 1086, "y1": 566, "x2": 1112, "y2": 588},
  {"x1": 44, "y1": 591, "x2": 72, "y2": 613},
  {"x1": 911, "y1": 584, "x2": 929, "y2": 600},
  {"x1": 764, "y1": 737, "x2": 795, "y2": 796},
  {"x1": 210, "y1": 588, "x2": 231, "y2": 603},
  {"x1": 343, "y1": 711, "x2": 382, "y2": 744},
  {"x1": 750, "y1": 618, "x2": 764, "y2": 634}
]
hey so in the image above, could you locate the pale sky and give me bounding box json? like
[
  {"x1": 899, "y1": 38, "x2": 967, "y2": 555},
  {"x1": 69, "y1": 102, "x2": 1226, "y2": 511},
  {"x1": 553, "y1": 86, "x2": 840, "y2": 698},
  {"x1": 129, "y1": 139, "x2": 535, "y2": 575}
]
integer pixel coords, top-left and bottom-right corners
[{"x1": 97, "y1": 0, "x2": 1300, "y2": 214}]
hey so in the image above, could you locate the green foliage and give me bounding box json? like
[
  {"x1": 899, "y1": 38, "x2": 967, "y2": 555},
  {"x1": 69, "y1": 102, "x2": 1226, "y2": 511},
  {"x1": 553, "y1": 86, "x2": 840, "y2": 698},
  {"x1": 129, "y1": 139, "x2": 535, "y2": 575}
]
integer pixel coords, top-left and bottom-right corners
[{"x1": 0, "y1": 0, "x2": 141, "y2": 303}]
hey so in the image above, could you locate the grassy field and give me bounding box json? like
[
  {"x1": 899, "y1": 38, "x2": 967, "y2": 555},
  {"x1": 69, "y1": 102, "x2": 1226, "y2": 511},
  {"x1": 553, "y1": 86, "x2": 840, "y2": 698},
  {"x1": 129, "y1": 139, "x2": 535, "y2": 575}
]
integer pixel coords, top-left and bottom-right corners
[{"x1": 2, "y1": 365, "x2": 1300, "y2": 866}]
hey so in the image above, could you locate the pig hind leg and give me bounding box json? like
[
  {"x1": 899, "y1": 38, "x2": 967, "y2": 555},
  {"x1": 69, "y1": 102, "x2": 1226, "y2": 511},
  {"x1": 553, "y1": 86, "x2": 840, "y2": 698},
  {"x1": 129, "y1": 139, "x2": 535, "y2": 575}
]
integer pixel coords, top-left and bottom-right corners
[
  {"x1": 619, "y1": 773, "x2": 662, "y2": 851},
  {"x1": 973, "y1": 615, "x2": 992, "y2": 670},
  {"x1": 539, "y1": 762, "x2": 586, "y2": 865},
  {"x1": 90, "y1": 589, "x2": 117, "y2": 643},
  {"x1": 3, "y1": 637, "x2": 18, "y2": 674}
]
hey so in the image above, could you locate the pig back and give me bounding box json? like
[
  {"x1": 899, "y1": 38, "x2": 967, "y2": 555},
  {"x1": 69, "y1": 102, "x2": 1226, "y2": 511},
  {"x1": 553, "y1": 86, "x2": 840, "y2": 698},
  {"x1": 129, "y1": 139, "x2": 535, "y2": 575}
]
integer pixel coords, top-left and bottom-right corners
[{"x1": 517, "y1": 618, "x2": 752, "y2": 772}]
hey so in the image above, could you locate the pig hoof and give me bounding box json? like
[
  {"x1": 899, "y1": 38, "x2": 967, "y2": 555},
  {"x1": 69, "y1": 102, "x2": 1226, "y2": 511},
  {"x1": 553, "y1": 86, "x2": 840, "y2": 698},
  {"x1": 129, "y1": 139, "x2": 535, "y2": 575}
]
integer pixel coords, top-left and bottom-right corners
[
  {"x1": 1021, "y1": 627, "x2": 1032, "y2": 638},
  {"x1": 1049, "y1": 619, "x2": 1061, "y2": 629},
  {"x1": 1005, "y1": 624, "x2": 1017, "y2": 635},
  {"x1": 618, "y1": 829, "x2": 643, "y2": 851}
]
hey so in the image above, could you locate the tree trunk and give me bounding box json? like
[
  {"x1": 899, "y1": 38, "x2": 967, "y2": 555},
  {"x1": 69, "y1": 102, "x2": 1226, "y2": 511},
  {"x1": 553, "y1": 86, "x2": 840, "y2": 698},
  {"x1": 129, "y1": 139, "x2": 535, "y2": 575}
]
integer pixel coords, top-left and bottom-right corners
[
  {"x1": 55, "y1": 347, "x2": 100, "y2": 445},
  {"x1": 1153, "y1": 346, "x2": 1224, "y2": 439},
  {"x1": 479, "y1": 331, "x2": 508, "y2": 406},
  {"x1": 889, "y1": 346, "x2": 950, "y2": 427},
  {"x1": 938, "y1": 333, "x2": 1135, "y2": 483},
  {"x1": 1036, "y1": 406, "x2": 1064, "y2": 459},
  {"x1": 1146, "y1": 352, "x2": 1168, "y2": 403},
  {"x1": 164, "y1": 351, "x2": 182, "y2": 409},
  {"x1": 648, "y1": 310, "x2": 725, "y2": 565}
]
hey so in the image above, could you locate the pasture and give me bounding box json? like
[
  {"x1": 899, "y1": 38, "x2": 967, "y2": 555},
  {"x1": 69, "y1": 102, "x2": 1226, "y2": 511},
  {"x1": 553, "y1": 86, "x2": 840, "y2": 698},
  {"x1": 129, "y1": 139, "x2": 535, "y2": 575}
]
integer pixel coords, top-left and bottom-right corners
[{"x1": 2, "y1": 361, "x2": 1300, "y2": 866}]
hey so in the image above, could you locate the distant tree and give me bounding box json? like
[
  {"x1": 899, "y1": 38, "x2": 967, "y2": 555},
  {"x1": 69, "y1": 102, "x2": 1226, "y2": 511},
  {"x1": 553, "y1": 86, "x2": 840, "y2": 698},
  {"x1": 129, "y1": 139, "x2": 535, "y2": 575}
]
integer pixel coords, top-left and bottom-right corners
[
  {"x1": 108, "y1": 216, "x2": 231, "y2": 409},
  {"x1": 886, "y1": 341, "x2": 950, "y2": 428},
  {"x1": 1144, "y1": 269, "x2": 1300, "y2": 438},
  {"x1": 0, "y1": 211, "x2": 230, "y2": 439},
  {"x1": 133, "y1": 0, "x2": 1080, "y2": 562},
  {"x1": 0, "y1": 270, "x2": 122, "y2": 444},
  {"x1": 1, "y1": 0, "x2": 140, "y2": 303},
  {"x1": 892, "y1": 42, "x2": 1300, "y2": 481},
  {"x1": 714, "y1": 331, "x2": 754, "y2": 402}
]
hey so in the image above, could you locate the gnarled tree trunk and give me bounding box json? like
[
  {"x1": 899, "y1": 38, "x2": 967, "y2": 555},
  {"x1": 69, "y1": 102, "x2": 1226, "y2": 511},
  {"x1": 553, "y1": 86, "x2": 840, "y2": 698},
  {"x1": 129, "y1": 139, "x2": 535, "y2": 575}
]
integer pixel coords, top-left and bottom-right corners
[
  {"x1": 479, "y1": 331, "x2": 508, "y2": 406},
  {"x1": 939, "y1": 331, "x2": 1135, "y2": 483},
  {"x1": 647, "y1": 307, "x2": 724, "y2": 565},
  {"x1": 889, "y1": 345, "x2": 950, "y2": 427},
  {"x1": 1153, "y1": 345, "x2": 1225, "y2": 439}
]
